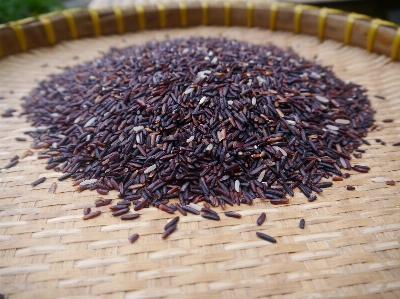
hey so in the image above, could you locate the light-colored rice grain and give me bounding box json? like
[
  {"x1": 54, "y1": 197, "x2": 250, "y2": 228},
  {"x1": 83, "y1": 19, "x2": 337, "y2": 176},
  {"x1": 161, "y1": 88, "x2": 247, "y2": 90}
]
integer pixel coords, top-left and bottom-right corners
[
  {"x1": 73, "y1": 116, "x2": 81, "y2": 124},
  {"x1": 80, "y1": 179, "x2": 98, "y2": 186},
  {"x1": 257, "y1": 170, "x2": 266, "y2": 182},
  {"x1": 335, "y1": 119, "x2": 351, "y2": 124},
  {"x1": 326, "y1": 124, "x2": 339, "y2": 131},
  {"x1": 257, "y1": 76, "x2": 266, "y2": 83},
  {"x1": 84, "y1": 117, "x2": 96, "y2": 127},
  {"x1": 234, "y1": 180, "x2": 240, "y2": 192},
  {"x1": 133, "y1": 126, "x2": 144, "y2": 132},
  {"x1": 144, "y1": 164, "x2": 157, "y2": 174},
  {"x1": 286, "y1": 120, "x2": 296, "y2": 125},
  {"x1": 199, "y1": 96, "x2": 207, "y2": 105},
  {"x1": 372, "y1": 177, "x2": 389, "y2": 182},
  {"x1": 189, "y1": 203, "x2": 202, "y2": 212},
  {"x1": 184, "y1": 88, "x2": 194, "y2": 95},
  {"x1": 316, "y1": 95, "x2": 329, "y2": 103}
]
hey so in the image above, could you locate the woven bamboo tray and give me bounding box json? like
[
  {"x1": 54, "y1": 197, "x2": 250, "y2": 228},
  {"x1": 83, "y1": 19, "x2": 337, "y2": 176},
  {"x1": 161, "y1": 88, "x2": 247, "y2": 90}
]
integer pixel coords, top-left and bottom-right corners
[{"x1": 0, "y1": 2, "x2": 400, "y2": 299}]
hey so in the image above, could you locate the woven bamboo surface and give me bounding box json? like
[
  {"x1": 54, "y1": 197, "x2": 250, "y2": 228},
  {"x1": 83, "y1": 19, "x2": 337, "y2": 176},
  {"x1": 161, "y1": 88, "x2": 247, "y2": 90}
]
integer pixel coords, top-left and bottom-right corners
[{"x1": 0, "y1": 25, "x2": 400, "y2": 298}]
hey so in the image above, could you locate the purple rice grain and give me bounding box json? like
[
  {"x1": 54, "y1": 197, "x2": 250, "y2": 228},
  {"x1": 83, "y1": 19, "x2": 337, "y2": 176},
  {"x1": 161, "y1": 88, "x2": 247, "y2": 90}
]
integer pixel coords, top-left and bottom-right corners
[
  {"x1": 175, "y1": 204, "x2": 187, "y2": 216},
  {"x1": 201, "y1": 213, "x2": 220, "y2": 221},
  {"x1": 257, "y1": 213, "x2": 266, "y2": 226},
  {"x1": 20, "y1": 37, "x2": 376, "y2": 219},
  {"x1": 83, "y1": 207, "x2": 91, "y2": 215},
  {"x1": 121, "y1": 213, "x2": 140, "y2": 220},
  {"x1": 225, "y1": 211, "x2": 242, "y2": 218},
  {"x1": 352, "y1": 165, "x2": 370, "y2": 173},
  {"x1": 83, "y1": 211, "x2": 101, "y2": 220},
  {"x1": 346, "y1": 185, "x2": 355, "y2": 190},
  {"x1": 182, "y1": 206, "x2": 200, "y2": 215},
  {"x1": 3, "y1": 160, "x2": 18, "y2": 169},
  {"x1": 58, "y1": 173, "x2": 72, "y2": 181},
  {"x1": 109, "y1": 205, "x2": 128, "y2": 211},
  {"x1": 30, "y1": 177, "x2": 46, "y2": 187},
  {"x1": 162, "y1": 224, "x2": 177, "y2": 239},
  {"x1": 308, "y1": 194, "x2": 317, "y2": 202},
  {"x1": 299, "y1": 219, "x2": 305, "y2": 229},
  {"x1": 94, "y1": 198, "x2": 112, "y2": 207},
  {"x1": 164, "y1": 216, "x2": 180, "y2": 230},
  {"x1": 382, "y1": 119, "x2": 393, "y2": 123},
  {"x1": 10, "y1": 156, "x2": 19, "y2": 162},
  {"x1": 134, "y1": 199, "x2": 148, "y2": 211},
  {"x1": 201, "y1": 207, "x2": 217, "y2": 215},
  {"x1": 128, "y1": 233, "x2": 139, "y2": 243},
  {"x1": 270, "y1": 198, "x2": 290, "y2": 205},
  {"x1": 386, "y1": 180, "x2": 396, "y2": 186},
  {"x1": 15, "y1": 137, "x2": 27, "y2": 141},
  {"x1": 256, "y1": 232, "x2": 277, "y2": 243},
  {"x1": 112, "y1": 208, "x2": 130, "y2": 217},
  {"x1": 393, "y1": 142, "x2": 400, "y2": 146},
  {"x1": 316, "y1": 182, "x2": 333, "y2": 188}
]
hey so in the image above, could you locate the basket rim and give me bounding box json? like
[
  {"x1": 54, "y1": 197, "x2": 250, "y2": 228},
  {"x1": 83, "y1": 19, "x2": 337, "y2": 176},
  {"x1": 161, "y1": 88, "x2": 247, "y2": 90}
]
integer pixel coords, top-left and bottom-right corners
[{"x1": 0, "y1": 1, "x2": 399, "y2": 60}]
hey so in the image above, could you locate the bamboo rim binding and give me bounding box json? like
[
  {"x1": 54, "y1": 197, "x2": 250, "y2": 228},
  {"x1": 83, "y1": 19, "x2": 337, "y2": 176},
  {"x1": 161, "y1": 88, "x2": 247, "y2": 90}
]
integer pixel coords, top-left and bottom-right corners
[{"x1": 0, "y1": 1, "x2": 399, "y2": 61}]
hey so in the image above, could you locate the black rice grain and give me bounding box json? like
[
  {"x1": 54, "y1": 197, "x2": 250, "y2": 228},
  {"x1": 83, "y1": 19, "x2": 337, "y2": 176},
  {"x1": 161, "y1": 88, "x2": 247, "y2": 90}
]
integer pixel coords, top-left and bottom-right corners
[
  {"x1": 256, "y1": 232, "x2": 277, "y2": 243},
  {"x1": 83, "y1": 207, "x2": 91, "y2": 215},
  {"x1": 20, "y1": 37, "x2": 376, "y2": 219},
  {"x1": 15, "y1": 137, "x2": 27, "y2": 141}
]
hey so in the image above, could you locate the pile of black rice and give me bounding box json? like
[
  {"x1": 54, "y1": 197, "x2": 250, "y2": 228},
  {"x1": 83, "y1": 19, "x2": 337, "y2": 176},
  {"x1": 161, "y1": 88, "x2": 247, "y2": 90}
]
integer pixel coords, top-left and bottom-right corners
[{"x1": 22, "y1": 37, "x2": 375, "y2": 214}]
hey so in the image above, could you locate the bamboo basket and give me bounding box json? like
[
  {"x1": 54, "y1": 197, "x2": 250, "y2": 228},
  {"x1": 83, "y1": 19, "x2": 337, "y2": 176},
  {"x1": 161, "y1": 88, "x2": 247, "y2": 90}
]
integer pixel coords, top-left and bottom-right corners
[{"x1": 0, "y1": 2, "x2": 399, "y2": 299}]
